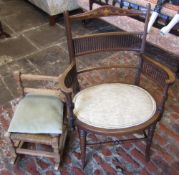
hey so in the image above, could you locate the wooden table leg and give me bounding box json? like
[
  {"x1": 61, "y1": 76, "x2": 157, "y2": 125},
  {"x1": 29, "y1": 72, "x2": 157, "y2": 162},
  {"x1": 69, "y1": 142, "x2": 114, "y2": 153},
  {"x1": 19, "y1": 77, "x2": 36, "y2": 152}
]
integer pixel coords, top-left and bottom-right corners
[{"x1": 0, "y1": 21, "x2": 11, "y2": 39}]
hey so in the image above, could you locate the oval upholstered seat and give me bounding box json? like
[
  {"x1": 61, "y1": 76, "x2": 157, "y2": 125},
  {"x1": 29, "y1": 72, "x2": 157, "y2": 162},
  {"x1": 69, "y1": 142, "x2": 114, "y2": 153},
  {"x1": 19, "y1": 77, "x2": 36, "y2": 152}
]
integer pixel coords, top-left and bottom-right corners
[
  {"x1": 8, "y1": 94, "x2": 63, "y2": 134},
  {"x1": 73, "y1": 83, "x2": 156, "y2": 129}
]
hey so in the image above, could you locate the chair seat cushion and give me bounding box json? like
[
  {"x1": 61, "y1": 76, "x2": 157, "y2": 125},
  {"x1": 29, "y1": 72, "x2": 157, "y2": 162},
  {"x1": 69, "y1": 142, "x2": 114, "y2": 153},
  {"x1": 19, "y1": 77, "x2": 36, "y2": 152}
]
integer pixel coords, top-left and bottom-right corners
[
  {"x1": 73, "y1": 83, "x2": 156, "y2": 129},
  {"x1": 8, "y1": 94, "x2": 64, "y2": 134}
]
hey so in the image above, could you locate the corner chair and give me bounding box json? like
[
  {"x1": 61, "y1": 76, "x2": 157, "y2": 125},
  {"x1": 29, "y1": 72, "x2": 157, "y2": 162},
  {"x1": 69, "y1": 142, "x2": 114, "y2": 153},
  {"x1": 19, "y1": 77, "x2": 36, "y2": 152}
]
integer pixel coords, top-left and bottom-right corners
[{"x1": 60, "y1": 5, "x2": 175, "y2": 168}]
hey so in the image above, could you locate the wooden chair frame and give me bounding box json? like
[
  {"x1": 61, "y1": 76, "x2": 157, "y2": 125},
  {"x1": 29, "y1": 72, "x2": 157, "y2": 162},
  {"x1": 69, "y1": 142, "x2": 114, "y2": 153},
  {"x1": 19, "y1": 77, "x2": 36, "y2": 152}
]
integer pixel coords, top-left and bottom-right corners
[
  {"x1": 8, "y1": 72, "x2": 68, "y2": 170},
  {"x1": 60, "y1": 5, "x2": 175, "y2": 168}
]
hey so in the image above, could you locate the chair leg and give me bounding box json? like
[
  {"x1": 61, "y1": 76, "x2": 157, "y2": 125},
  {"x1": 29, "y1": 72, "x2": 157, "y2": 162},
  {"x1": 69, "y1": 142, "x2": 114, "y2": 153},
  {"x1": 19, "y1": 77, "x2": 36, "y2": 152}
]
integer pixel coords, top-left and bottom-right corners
[
  {"x1": 89, "y1": 0, "x2": 93, "y2": 10},
  {"x1": 49, "y1": 15, "x2": 56, "y2": 26},
  {"x1": 52, "y1": 137, "x2": 60, "y2": 170},
  {"x1": 10, "y1": 139, "x2": 27, "y2": 165},
  {"x1": 176, "y1": 63, "x2": 179, "y2": 78},
  {"x1": 79, "y1": 129, "x2": 87, "y2": 169},
  {"x1": 54, "y1": 154, "x2": 60, "y2": 170},
  {"x1": 9, "y1": 139, "x2": 18, "y2": 164},
  {"x1": 145, "y1": 123, "x2": 156, "y2": 161}
]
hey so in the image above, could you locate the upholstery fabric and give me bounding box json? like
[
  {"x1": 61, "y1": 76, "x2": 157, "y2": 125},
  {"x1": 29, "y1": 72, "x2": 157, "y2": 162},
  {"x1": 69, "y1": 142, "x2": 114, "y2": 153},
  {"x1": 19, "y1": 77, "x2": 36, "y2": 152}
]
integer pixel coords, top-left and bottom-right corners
[
  {"x1": 8, "y1": 94, "x2": 63, "y2": 134},
  {"x1": 28, "y1": 0, "x2": 79, "y2": 16},
  {"x1": 73, "y1": 83, "x2": 156, "y2": 129}
]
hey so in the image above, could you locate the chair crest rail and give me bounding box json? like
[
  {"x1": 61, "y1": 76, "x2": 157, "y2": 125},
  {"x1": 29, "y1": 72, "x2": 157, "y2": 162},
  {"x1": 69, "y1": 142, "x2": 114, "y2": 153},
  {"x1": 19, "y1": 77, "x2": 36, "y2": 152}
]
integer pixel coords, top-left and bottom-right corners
[{"x1": 69, "y1": 5, "x2": 149, "y2": 21}]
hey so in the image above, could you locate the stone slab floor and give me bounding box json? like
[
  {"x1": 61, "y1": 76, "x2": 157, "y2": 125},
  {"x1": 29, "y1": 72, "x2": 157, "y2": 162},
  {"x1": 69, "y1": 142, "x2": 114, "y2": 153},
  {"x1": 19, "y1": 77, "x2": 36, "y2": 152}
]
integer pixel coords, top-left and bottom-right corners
[{"x1": 0, "y1": 0, "x2": 179, "y2": 174}]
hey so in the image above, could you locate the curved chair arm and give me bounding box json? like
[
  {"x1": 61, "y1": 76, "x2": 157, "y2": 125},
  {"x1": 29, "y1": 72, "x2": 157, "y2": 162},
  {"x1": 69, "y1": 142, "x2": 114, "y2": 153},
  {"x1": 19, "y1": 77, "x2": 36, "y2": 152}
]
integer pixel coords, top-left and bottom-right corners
[
  {"x1": 141, "y1": 54, "x2": 175, "y2": 119},
  {"x1": 59, "y1": 62, "x2": 77, "y2": 129},
  {"x1": 141, "y1": 55, "x2": 175, "y2": 87},
  {"x1": 59, "y1": 62, "x2": 76, "y2": 94}
]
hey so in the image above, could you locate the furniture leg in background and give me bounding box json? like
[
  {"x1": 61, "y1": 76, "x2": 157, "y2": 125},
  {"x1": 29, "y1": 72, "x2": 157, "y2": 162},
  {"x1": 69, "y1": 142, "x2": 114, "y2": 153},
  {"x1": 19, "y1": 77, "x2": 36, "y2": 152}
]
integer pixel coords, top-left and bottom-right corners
[
  {"x1": 176, "y1": 63, "x2": 179, "y2": 78},
  {"x1": 0, "y1": 21, "x2": 10, "y2": 39},
  {"x1": 49, "y1": 15, "x2": 57, "y2": 26}
]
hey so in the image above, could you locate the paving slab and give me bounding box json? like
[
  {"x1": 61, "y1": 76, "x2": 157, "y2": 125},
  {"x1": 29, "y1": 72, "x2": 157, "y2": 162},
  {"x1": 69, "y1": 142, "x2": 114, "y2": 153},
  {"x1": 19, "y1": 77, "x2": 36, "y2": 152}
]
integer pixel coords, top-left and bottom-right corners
[
  {"x1": 0, "y1": 35, "x2": 36, "y2": 64},
  {"x1": 2, "y1": 74, "x2": 41, "y2": 99},
  {"x1": 0, "y1": 58, "x2": 36, "y2": 79},
  {"x1": 2, "y1": 75, "x2": 18, "y2": 98},
  {"x1": 3, "y1": 3, "x2": 48, "y2": 33},
  {"x1": 0, "y1": 79, "x2": 13, "y2": 105},
  {"x1": 27, "y1": 46, "x2": 69, "y2": 76},
  {"x1": 0, "y1": 58, "x2": 40, "y2": 101},
  {"x1": 0, "y1": 64, "x2": 9, "y2": 77},
  {"x1": 7, "y1": 58, "x2": 38, "y2": 74},
  {"x1": 0, "y1": 0, "x2": 32, "y2": 18},
  {"x1": 24, "y1": 24, "x2": 66, "y2": 49},
  {"x1": 0, "y1": 21, "x2": 14, "y2": 36}
]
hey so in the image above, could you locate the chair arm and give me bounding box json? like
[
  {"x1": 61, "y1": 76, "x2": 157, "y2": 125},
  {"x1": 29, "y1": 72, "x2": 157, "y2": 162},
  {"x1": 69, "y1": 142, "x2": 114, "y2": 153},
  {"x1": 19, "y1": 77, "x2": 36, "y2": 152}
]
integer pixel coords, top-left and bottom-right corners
[
  {"x1": 59, "y1": 62, "x2": 77, "y2": 129},
  {"x1": 141, "y1": 54, "x2": 175, "y2": 88},
  {"x1": 141, "y1": 54, "x2": 175, "y2": 117},
  {"x1": 59, "y1": 62, "x2": 76, "y2": 94}
]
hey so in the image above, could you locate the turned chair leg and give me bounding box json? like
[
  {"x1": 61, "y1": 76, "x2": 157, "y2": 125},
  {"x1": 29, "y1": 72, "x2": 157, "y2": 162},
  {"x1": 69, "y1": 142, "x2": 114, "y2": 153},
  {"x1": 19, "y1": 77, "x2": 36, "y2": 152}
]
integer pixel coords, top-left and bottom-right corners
[
  {"x1": 145, "y1": 123, "x2": 156, "y2": 161},
  {"x1": 79, "y1": 129, "x2": 87, "y2": 169}
]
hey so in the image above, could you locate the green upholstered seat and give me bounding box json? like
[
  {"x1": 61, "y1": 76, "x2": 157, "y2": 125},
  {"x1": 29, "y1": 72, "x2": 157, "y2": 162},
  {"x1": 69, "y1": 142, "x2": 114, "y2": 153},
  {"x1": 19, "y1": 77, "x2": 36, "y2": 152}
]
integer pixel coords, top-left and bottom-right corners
[{"x1": 8, "y1": 94, "x2": 64, "y2": 134}]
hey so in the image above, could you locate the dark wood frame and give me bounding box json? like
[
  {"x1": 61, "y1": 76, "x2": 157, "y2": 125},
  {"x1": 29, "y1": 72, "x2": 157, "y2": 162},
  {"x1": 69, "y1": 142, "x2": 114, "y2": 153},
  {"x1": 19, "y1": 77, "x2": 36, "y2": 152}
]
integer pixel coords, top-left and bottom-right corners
[
  {"x1": 49, "y1": 15, "x2": 57, "y2": 26},
  {"x1": 60, "y1": 5, "x2": 175, "y2": 168},
  {"x1": 7, "y1": 72, "x2": 68, "y2": 170}
]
